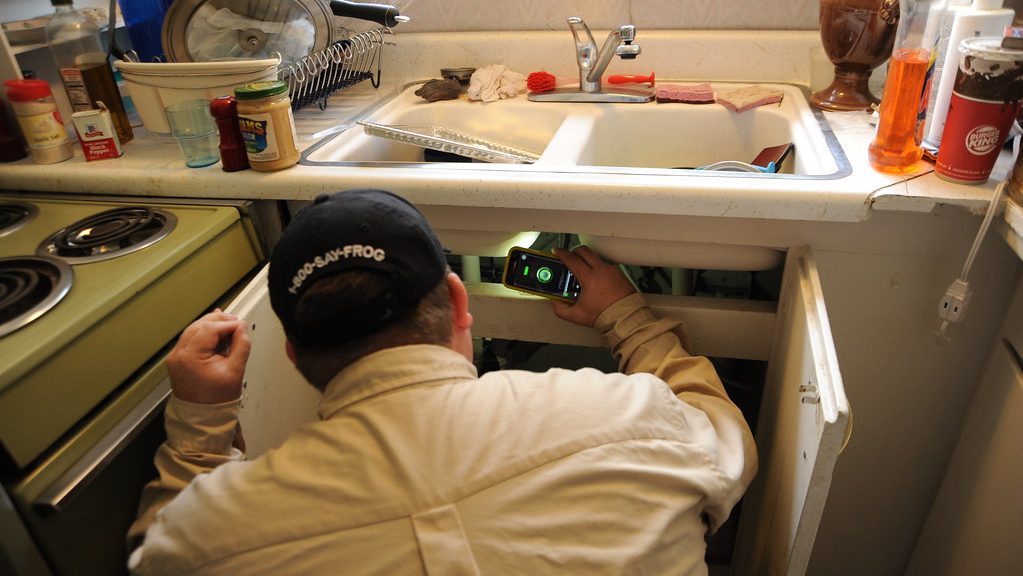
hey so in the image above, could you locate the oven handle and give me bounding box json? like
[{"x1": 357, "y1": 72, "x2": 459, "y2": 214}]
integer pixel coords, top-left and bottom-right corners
[{"x1": 34, "y1": 378, "x2": 171, "y2": 513}]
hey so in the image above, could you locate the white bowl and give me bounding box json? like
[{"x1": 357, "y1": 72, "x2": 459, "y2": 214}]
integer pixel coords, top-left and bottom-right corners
[
  {"x1": 115, "y1": 57, "x2": 281, "y2": 76},
  {"x1": 115, "y1": 61, "x2": 280, "y2": 133}
]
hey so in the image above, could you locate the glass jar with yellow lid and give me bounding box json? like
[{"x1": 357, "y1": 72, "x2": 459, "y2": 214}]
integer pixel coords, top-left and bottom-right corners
[{"x1": 234, "y1": 80, "x2": 299, "y2": 171}]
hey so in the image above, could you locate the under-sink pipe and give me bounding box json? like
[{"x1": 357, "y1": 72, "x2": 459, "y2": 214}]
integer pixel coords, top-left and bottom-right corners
[
  {"x1": 671, "y1": 268, "x2": 694, "y2": 296},
  {"x1": 461, "y1": 255, "x2": 482, "y2": 283}
]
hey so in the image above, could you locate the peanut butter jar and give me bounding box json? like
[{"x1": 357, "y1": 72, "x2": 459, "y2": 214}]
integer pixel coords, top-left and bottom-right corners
[{"x1": 234, "y1": 81, "x2": 299, "y2": 172}]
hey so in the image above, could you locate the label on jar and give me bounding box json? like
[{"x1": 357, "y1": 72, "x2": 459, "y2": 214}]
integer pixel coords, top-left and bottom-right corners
[
  {"x1": 59, "y1": 67, "x2": 92, "y2": 111},
  {"x1": 16, "y1": 109, "x2": 69, "y2": 151},
  {"x1": 238, "y1": 112, "x2": 279, "y2": 161},
  {"x1": 286, "y1": 106, "x2": 299, "y2": 151}
]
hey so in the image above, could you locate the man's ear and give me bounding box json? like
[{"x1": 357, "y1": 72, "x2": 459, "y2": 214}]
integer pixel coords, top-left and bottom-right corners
[
  {"x1": 446, "y1": 272, "x2": 473, "y2": 330},
  {"x1": 285, "y1": 339, "x2": 297, "y2": 364}
]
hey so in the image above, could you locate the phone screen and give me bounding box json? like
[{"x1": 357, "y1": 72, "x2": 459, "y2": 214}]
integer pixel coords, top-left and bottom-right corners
[{"x1": 502, "y1": 248, "x2": 580, "y2": 301}]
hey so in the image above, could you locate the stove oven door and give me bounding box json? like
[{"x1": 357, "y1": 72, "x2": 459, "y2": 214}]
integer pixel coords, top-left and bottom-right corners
[{"x1": 1, "y1": 358, "x2": 170, "y2": 576}]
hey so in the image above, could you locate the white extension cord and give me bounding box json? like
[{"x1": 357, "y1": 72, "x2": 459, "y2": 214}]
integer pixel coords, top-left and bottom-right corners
[{"x1": 937, "y1": 173, "x2": 1011, "y2": 338}]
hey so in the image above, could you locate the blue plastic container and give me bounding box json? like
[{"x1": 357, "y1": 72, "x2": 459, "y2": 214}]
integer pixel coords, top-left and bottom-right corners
[{"x1": 118, "y1": 0, "x2": 174, "y2": 62}]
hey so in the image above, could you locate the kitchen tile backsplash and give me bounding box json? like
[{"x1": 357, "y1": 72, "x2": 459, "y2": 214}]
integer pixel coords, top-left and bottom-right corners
[{"x1": 393, "y1": 0, "x2": 819, "y2": 32}]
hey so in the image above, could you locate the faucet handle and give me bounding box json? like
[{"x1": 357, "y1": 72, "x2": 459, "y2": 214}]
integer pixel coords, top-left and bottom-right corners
[
  {"x1": 567, "y1": 17, "x2": 596, "y2": 48},
  {"x1": 567, "y1": 17, "x2": 597, "y2": 69}
]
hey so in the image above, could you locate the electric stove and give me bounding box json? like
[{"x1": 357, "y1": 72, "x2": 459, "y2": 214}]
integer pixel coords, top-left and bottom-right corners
[{"x1": 0, "y1": 193, "x2": 262, "y2": 471}]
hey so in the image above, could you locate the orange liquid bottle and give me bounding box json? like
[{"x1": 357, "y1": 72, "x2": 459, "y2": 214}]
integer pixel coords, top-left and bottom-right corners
[{"x1": 869, "y1": 47, "x2": 931, "y2": 173}]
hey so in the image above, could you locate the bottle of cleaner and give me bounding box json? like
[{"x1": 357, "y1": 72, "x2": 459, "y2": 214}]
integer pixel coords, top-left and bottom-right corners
[
  {"x1": 922, "y1": 0, "x2": 1015, "y2": 150},
  {"x1": 45, "y1": 0, "x2": 133, "y2": 144},
  {"x1": 869, "y1": 0, "x2": 950, "y2": 173}
]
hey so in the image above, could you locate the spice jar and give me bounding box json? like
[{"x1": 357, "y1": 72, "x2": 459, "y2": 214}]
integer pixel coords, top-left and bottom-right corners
[
  {"x1": 3, "y1": 79, "x2": 73, "y2": 164},
  {"x1": 209, "y1": 96, "x2": 250, "y2": 172},
  {"x1": 233, "y1": 81, "x2": 299, "y2": 172}
]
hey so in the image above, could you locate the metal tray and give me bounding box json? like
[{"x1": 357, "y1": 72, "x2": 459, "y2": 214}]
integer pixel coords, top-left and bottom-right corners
[{"x1": 357, "y1": 121, "x2": 541, "y2": 164}]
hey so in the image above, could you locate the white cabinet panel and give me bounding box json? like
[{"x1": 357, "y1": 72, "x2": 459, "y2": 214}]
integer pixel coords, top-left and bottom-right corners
[
  {"x1": 906, "y1": 338, "x2": 1023, "y2": 576},
  {"x1": 228, "y1": 265, "x2": 321, "y2": 458},
  {"x1": 732, "y1": 248, "x2": 851, "y2": 576},
  {"x1": 906, "y1": 274, "x2": 1023, "y2": 576}
]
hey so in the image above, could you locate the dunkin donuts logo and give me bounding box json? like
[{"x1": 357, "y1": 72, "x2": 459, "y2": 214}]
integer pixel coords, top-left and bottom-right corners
[{"x1": 964, "y1": 125, "x2": 1000, "y2": 156}]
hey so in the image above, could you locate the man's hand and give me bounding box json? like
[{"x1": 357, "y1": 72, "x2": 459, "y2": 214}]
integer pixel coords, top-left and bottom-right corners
[
  {"x1": 551, "y1": 246, "x2": 636, "y2": 327},
  {"x1": 166, "y1": 310, "x2": 251, "y2": 404}
]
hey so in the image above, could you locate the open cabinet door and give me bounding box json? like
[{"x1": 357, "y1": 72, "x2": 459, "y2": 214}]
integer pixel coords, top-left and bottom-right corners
[
  {"x1": 226, "y1": 265, "x2": 322, "y2": 458},
  {"x1": 732, "y1": 247, "x2": 851, "y2": 576}
]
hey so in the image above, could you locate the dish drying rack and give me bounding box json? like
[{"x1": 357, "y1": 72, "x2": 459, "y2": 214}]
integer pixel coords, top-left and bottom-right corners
[{"x1": 280, "y1": 27, "x2": 394, "y2": 112}]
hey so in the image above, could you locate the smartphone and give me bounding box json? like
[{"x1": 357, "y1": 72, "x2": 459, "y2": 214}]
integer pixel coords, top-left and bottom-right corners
[{"x1": 501, "y1": 246, "x2": 580, "y2": 302}]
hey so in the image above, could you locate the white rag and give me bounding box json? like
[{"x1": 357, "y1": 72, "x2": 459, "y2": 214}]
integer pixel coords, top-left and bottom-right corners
[{"x1": 467, "y1": 64, "x2": 526, "y2": 102}]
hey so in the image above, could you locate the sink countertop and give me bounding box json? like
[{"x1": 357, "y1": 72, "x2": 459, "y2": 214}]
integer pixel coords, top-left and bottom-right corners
[{"x1": 0, "y1": 30, "x2": 1013, "y2": 225}]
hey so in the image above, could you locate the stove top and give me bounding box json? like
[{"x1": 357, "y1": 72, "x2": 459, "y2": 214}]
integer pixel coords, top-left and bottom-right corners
[
  {"x1": 37, "y1": 206, "x2": 177, "y2": 264},
  {"x1": 0, "y1": 194, "x2": 261, "y2": 469},
  {"x1": 0, "y1": 256, "x2": 72, "y2": 339},
  {"x1": 0, "y1": 201, "x2": 38, "y2": 238}
]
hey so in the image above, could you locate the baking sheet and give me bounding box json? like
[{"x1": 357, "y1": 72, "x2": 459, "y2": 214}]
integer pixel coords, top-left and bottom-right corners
[{"x1": 357, "y1": 121, "x2": 541, "y2": 164}]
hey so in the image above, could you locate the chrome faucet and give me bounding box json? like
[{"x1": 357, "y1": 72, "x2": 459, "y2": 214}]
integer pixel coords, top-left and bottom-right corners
[
  {"x1": 529, "y1": 17, "x2": 653, "y2": 103},
  {"x1": 571, "y1": 17, "x2": 640, "y2": 93}
]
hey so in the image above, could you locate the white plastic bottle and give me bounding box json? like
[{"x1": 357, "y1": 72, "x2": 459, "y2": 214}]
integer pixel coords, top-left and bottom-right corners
[{"x1": 922, "y1": 0, "x2": 1015, "y2": 150}]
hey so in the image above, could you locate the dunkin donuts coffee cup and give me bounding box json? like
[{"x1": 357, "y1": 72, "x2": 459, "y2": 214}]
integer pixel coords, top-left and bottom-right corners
[{"x1": 936, "y1": 37, "x2": 1023, "y2": 185}]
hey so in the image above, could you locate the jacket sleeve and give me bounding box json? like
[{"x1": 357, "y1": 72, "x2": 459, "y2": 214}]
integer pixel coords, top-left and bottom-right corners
[
  {"x1": 127, "y1": 396, "x2": 245, "y2": 558},
  {"x1": 594, "y1": 292, "x2": 758, "y2": 530}
]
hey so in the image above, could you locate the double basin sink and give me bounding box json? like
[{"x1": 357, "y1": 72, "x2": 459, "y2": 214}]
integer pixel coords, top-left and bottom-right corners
[
  {"x1": 303, "y1": 81, "x2": 848, "y2": 179},
  {"x1": 301, "y1": 81, "x2": 849, "y2": 270}
]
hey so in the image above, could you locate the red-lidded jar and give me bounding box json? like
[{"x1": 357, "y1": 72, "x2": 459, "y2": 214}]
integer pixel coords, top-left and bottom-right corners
[{"x1": 3, "y1": 79, "x2": 73, "y2": 164}]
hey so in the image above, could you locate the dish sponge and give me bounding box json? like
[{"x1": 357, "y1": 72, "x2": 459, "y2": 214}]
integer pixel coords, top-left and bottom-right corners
[
  {"x1": 715, "y1": 86, "x2": 784, "y2": 113},
  {"x1": 655, "y1": 83, "x2": 714, "y2": 104}
]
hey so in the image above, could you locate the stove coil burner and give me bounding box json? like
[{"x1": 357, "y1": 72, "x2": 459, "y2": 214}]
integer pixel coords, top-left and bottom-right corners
[
  {"x1": 37, "y1": 207, "x2": 177, "y2": 264},
  {"x1": 0, "y1": 256, "x2": 73, "y2": 338},
  {"x1": 0, "y1": 201, "x2": 39, "y2": 238}
]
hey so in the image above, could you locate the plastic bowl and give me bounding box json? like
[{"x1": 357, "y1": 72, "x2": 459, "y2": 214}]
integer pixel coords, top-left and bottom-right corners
[
  {"x1": 115, "y1": 59, "x2": 280, "y2": 133},
  {"x1": 115, "y1": 58, "x2": 280, "y2": 76}
]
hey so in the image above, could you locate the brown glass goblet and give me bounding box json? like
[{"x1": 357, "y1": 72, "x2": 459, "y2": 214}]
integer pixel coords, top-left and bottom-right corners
[{"x1": 811, "y1": 0, "x2": 899, "y2": 111}]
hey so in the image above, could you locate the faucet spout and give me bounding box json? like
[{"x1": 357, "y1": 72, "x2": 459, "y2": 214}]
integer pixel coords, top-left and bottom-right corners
[{"x1": 586, "y1": 25, "x2": 641, "y2": 88}]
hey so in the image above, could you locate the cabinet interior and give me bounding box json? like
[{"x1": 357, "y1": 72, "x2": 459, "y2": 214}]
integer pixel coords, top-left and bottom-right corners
[{"x1": 452, "y1": 232, "x2": 782, "y2": 569}]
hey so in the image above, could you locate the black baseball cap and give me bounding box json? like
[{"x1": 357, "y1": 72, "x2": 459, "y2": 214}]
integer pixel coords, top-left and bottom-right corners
[{"x1": 268, "y1": 190, "x2": 448, "y2": 346}]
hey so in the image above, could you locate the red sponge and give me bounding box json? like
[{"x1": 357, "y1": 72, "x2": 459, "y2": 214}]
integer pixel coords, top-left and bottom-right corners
[{"x1": 527, "y1": 70, "x2": 557, "y2": 93}]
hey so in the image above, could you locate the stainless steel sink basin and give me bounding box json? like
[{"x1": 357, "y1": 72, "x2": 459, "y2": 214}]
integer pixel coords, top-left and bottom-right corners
[{"x1": 303, "y1": 81, "x2": 849, "y2": 179}]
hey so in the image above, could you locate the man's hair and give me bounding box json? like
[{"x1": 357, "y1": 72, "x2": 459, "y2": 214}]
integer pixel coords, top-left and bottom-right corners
[{"x1": 289, "y1": 269, "x2": 453, "y2": 390}]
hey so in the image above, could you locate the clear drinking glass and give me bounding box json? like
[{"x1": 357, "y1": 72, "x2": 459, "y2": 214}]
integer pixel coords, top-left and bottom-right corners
[{"x1": 164, "y1": 99, "x2": 220, "y2": 168}]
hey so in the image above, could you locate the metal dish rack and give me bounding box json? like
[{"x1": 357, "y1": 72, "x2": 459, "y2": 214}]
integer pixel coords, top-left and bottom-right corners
[{"x1": 281, "y1": 27, "x2": 394, "y2": 112}]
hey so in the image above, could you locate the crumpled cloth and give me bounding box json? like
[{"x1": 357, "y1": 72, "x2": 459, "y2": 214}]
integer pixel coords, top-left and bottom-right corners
[{"x1": 467, "y1": 64, "x2": 526, "y2": 102}]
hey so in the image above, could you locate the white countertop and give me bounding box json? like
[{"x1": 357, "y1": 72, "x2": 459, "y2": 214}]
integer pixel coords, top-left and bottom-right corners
[{"x1": 0, "y1": 30, "x2": 1015, "y2": 228}]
